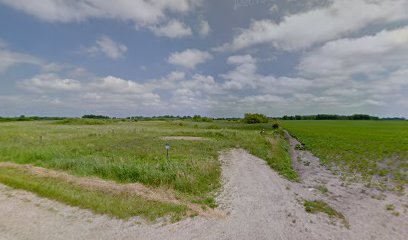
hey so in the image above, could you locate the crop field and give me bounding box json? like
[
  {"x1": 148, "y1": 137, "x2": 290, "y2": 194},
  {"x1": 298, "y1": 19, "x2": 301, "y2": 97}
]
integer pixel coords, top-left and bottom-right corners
[
  {"x1": 0, "y1": 119, "x2": 295, "y2": 221},
  {"x1": 282, "y1": 120, "x2": 408, "y2": 185}
]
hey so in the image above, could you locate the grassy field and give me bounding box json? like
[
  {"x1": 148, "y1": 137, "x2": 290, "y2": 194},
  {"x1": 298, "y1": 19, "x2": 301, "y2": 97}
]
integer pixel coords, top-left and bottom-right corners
[
  {"x1": 0, "y1": 119, "x2": 296, "y2": 220},
  {"x1": 282, "y1": 120, "x2": 408, "y2": 185}
]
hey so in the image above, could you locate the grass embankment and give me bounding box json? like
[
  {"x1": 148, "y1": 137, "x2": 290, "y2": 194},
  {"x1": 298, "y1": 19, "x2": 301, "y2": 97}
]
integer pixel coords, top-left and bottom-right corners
[
  {"x1": 0, "y1": 167, "x2": 187, "y2": 221},
  {"x1": 0, "y1": 120, "x2": 296, "y2": 220},
  {"x1": 282, "y1": 120, "x2": 408, "y2": 184}
]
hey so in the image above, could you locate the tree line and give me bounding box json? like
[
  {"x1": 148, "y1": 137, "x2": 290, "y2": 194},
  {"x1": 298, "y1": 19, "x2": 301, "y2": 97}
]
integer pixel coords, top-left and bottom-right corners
[{"x1": 279, "y1": 114, "x2": 405, "y2": 120}]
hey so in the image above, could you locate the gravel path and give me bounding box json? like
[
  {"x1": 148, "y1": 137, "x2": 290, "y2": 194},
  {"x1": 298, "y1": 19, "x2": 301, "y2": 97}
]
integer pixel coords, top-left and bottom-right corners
[{"x1": 0, "y1": 147, "x2": 407, "y2": 239}]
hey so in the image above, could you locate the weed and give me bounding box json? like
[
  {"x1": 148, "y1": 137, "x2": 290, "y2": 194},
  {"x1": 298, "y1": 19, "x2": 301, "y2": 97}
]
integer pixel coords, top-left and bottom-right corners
[
  {"x1": 315, "y1": 185, "x2": 329, "y2": 194},
  {"x1": 385, "y1": 204, "x2": 395, "y2": 211},
  {"x1": 304, "y1": 200, "x2": 349, "y2": 228},
  {"x1": 295, "y1": 144, "x2": 305, "y2": 151}
]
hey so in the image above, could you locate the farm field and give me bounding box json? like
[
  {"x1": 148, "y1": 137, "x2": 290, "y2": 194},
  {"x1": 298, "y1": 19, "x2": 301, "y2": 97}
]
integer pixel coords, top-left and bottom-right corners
[
  {"x1": 282, "y1": 120, "x2": 408, "y2": 186},
  {"x1": 0, "y1": 119, "x2": 295, "y2": 220}
]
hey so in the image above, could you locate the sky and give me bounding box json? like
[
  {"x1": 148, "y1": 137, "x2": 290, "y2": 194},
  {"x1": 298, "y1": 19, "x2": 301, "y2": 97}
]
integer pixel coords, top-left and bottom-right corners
[{"x1": 0, "y1": 0, "x2": 407, "y2": 118}]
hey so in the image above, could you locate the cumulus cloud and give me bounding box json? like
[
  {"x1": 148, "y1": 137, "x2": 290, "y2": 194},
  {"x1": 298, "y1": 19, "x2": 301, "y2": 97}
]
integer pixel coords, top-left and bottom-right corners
[
  {"x1": 220, "y1": 0, "x2": 408, "y2": 51},
  {"x1": 92, "y1": 76, "x2": 148, "y2": 94},
  {"x1": 85, "y1": 36, "x2": 128, "y2": 59},
  {"x1": 149, "y1": 20, "x2": 192, "y2": 38},
  {"x1": 167, "y1": 49, "x2": 212, "y2": 69},
  {"x1": 0, "y1": 0, "x2": 199, "y2": 25},
  {"x1": 222, "y1": 54, "x2": 312, "y2": 93},
  {"x1": 298, "y1": 27, "x2": 408, "y2": 78},
  {"x1": 198, "y1": 20, "x2": 211, "y2": 37},
  {"x1": 0, "y1": 0, "x2": 200, "y2": 38},
  {"x1": 0, "y1": 43, "x2": 42, "y2": 73},
  {"x1": 19, "y1": 73, "x2": 81, "y2": 92}
]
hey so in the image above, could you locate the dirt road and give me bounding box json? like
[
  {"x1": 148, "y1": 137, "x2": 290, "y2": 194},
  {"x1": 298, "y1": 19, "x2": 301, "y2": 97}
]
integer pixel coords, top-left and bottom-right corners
[{"x1": 0, "y1": 147, "x2": 407, "y2": 239}]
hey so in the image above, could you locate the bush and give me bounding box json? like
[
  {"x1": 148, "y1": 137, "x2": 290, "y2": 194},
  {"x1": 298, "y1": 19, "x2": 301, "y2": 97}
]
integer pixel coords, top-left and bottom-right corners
[
  {"x1": 192, "y1": 115, "x2": 213, "y2": 122},
  {"x1": 243, "y1": 113, "x2": 269, "y2": 124}
]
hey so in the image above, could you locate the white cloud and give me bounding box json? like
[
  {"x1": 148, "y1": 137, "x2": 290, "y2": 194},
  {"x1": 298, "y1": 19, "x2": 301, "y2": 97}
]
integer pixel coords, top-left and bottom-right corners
[
  {"x1": 222, "y1": 54, "x2": 312, "y2": 93},
  {"x1": 221, "y1": 0, "x2": 408, "y2": 51},
  {"x1": 222, "y1": 55, "x2": 258, "y2": 90},
  {"x1": 167, "y1": 49, "x2": 212, "y2": 69},
  {"x1": 240, "y1": 94, "x2": 285, "y2": 104},
  {"x1": 198, "y1": 20, "x2": 211, "y2": 37},
  {"x1": 85, "y1": 36, "x2": 127, "y2": 59},
  {"x1": 227, "y1": 55, "x2": 256, "y2": 65},
  {"x1": 41, "y1": 62, "x2": 68, "y2": 72},
  {"x1": 180, "y1": 74, "x2": 220, "y2": 94},
  {"x1": 166, "y1": 71, "x2": 186, "y2": 81},
  {"x1": 93, "y1": 76, "x2": 147, "y2": 94},
  {"x1": 269, "y1": 4, "x2": 279, "y2": 14},
  {"x1": 0, "y1": 0, "x2": 199, "y2": 26},
  {"x1": 19, "y1": 73, "x2": 81, "y2": 92},
  {"x1": 0, "y1": 0, "x2": 200, "y2": 39},
  {"x1": 149, "y1": 19, "x2": 192, "y2": 38},
  {"x1": 0, "y1": 44, "x2": 42, "y2": 73},
  {"x1": 298, "y1": 27, "x2": 408, "y2": 78},
  {"x1": 85, "y1": 76, "x2": 161, "y2": 106}
]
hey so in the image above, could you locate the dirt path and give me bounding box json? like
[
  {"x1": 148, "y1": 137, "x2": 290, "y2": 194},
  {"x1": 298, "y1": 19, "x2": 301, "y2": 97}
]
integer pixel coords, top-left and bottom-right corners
[
  {"x1": 0, "y1": 147, "x2": 407, "y2": 239},
  {"x1": 285, "y1": 131, "x2": 408, "y2": 239}
]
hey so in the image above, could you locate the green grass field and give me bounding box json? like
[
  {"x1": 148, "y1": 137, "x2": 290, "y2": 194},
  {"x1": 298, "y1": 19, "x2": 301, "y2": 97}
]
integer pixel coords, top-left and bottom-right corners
[
  {"x1": 282, "y1": 120, "x2": 408, "y2": 185},
  {"x1": 0, "y1": 119, "x2": 296, "y2": 220}
]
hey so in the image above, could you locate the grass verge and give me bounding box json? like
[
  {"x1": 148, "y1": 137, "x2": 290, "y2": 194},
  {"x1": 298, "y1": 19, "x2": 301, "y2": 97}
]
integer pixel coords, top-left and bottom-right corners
[
  {"x1": 0, "y1": 120, "x2": 298, "y2": 218},
  {"x1": 0, "y1": 167, "x2": 188, "y2": 221}
]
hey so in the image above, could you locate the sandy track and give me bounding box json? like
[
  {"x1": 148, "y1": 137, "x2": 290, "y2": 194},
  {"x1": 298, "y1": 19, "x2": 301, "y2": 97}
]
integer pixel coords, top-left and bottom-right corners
[
  {"x1": 0, "y1": 147, "x2": 407, "y2": 239},
  {"x1": 285, "y1": 132, "x2": 408, "y2": 239}
]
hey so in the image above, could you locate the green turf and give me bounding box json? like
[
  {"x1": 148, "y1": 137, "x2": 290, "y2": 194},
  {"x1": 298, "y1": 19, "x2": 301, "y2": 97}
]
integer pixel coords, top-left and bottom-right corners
[
  {"x1": 282, "y1": 120, "x2": 408, "y2": 184},
  {"x1": 0, "y1": 119, "x2": 297, "y2": 219}
]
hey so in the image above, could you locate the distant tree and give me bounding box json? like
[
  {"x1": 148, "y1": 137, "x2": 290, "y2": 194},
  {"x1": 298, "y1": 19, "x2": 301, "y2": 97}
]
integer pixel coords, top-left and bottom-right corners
[
  {"x1": 82, "y1": 115, "x2": 110, "y2": 119},
  {"x1": 278, "y1": 114, "x2": 381, "y2": 120}
]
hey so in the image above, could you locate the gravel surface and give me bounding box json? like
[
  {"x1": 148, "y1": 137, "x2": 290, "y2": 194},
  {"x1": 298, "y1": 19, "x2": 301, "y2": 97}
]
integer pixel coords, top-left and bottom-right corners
[{"x1": 0, "y1": 145, "x2": 407, "y2": 240}]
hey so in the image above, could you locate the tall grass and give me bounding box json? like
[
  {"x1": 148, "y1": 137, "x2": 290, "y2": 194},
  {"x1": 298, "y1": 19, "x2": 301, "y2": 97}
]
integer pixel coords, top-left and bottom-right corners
[{"x1": 0, "y1": 120, "x2": 297, "y2": 218}]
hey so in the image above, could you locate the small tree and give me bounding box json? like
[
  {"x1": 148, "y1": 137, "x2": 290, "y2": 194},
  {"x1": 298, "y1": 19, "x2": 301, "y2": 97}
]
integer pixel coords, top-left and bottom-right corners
[{"x1": 243, "y1": 113, "x2": 269, "y2": 124}]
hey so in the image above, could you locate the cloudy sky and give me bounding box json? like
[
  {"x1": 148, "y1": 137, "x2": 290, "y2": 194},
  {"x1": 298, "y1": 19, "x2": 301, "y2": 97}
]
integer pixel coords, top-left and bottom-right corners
[{"x1": 0, "y1": 0, "x2": 407, "y2": 118}]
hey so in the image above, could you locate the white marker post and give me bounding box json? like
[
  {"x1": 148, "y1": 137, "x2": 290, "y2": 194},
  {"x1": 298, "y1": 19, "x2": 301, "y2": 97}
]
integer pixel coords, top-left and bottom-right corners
[{"x1": 165, "y1": 143, "x2": 170, "y2": 161}]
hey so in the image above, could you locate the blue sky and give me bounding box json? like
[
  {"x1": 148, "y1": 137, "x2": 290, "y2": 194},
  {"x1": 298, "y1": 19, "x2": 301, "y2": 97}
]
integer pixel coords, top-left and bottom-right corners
[{"x1": 0, "y1": 0, "x2": 407, "y2": 118}]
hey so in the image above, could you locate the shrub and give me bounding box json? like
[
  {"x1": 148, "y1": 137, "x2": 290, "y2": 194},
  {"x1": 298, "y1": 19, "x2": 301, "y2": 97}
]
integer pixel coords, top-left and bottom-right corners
[
  {"x1": 243, "y1": 113, "x2": 269, "y2": 124},
  {"x1": 192, "y1": 115, "x2": 213, "y2": 122}
]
